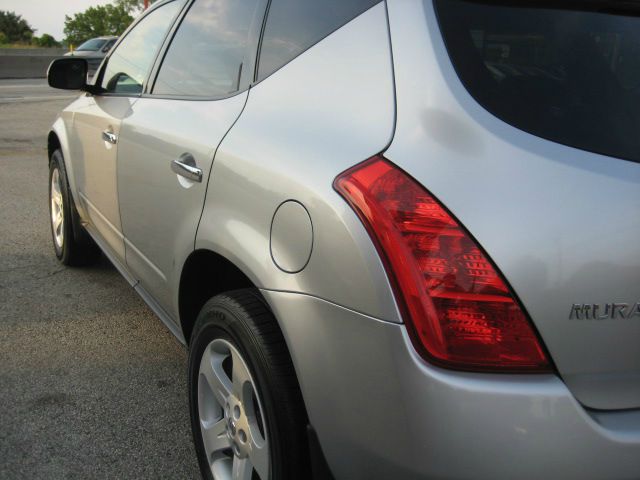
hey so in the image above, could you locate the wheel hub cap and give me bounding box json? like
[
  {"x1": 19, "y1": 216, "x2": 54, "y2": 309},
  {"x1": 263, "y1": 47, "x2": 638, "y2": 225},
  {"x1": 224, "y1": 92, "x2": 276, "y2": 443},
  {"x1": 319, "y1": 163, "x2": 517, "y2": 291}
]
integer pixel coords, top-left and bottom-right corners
[{"x1": 225, "y1": 395, "x2": 249, "y2": 459}]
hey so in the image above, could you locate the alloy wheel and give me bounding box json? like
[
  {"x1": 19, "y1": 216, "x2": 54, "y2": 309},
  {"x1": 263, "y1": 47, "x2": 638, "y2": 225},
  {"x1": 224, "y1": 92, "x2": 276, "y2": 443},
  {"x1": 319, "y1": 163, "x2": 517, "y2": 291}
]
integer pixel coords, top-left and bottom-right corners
[
  {"x1": 198, "y1": 338, "x2": 270, "y2": 480},
  {"x1": 50, "y1": 167, "x2": 64, "y2": 250}
]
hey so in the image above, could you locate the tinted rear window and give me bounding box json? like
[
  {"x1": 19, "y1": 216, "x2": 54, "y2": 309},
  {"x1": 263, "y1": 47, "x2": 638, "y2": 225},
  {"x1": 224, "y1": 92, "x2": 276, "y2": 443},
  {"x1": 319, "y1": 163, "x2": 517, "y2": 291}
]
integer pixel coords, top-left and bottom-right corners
[
  {"x1": 435, "y1": 0, "x2": 640, "y2": 163},
  {"x1": 258, "y1": 0, "x2": 380, "y2": 81}
]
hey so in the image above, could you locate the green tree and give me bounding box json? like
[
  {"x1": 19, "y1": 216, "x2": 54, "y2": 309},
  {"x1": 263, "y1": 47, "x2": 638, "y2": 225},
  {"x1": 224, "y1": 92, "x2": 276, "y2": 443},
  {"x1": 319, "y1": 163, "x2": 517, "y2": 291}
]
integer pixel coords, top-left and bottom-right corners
[
  {"x1": 115, "y1": 0, "x2": 159, "y2": 15},
  {"x1": 34, "y1": 33, "x2": 61, "y2": 48},
  {"x1": 0, "y1": 10, "x2": 35, "y2": 43},
  {"x1": 64, "y1": 4, "x2": 133, "y2": 46}
]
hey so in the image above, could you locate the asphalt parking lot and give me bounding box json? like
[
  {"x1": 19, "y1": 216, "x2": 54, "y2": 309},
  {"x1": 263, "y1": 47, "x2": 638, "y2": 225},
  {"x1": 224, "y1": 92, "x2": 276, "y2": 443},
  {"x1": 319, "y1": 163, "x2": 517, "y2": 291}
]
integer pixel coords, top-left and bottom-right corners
[{"x1": 0, "y1": 79, "x2": 200, "y2": 478}]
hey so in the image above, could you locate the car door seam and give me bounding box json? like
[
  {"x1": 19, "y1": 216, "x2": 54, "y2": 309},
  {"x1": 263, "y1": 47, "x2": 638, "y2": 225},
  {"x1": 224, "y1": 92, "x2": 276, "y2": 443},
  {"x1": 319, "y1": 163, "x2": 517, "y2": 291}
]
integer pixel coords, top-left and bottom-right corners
[{"x1": 193, "y1": 90, "x2": 252, "y2": 251}]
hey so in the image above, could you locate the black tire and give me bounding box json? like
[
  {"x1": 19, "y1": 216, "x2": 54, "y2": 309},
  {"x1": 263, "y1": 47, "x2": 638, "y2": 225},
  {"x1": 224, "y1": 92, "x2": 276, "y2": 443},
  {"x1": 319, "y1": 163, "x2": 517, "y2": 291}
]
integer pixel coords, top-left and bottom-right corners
[
  {"x1": 188, "y1": 289, "x2": 310, "y2": 480},
  {"x1": 48, "y1": 149, "x2": 100, "y2": 266}
]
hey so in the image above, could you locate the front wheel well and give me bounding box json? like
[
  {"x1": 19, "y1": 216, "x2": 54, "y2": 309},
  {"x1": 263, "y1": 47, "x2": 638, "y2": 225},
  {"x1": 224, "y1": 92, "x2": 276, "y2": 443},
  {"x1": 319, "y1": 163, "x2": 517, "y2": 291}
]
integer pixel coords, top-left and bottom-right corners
[{"x1": 178, "y1": 250, "x2": 256, "y2": 345}]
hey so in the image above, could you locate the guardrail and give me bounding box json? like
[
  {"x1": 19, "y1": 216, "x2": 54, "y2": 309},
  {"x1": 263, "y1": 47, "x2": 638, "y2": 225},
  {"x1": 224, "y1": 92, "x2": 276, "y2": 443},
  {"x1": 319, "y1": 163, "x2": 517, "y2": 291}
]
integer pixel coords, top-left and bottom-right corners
[{"x1": 0, "y1": 49, "x2": 67, "y2": 79}]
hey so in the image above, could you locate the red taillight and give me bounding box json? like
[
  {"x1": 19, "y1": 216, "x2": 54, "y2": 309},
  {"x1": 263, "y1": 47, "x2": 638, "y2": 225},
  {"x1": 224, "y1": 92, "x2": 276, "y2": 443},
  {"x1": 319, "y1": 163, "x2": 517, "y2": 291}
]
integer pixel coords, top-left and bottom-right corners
[{"x1": 334, "y1": 156, "x2": 550, "y2": 372}]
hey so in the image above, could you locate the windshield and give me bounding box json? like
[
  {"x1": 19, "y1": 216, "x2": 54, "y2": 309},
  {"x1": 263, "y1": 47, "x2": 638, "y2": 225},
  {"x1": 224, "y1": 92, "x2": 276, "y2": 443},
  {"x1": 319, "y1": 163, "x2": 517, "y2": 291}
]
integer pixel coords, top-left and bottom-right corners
[
  {"x1": 435, "y1": 0, "x2": 640, "y2": 163},
  {"x1": 76, "y1": 38, "x2": 108, "y2": 51}
]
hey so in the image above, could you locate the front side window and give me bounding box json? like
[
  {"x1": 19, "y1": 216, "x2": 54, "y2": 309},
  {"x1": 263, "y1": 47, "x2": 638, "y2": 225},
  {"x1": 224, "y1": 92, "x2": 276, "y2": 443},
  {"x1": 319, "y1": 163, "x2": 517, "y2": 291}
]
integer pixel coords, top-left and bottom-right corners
[
  {"x1": 101, "y1": 1, "x2": 183, "y2": 95},
  {"x1": 153, "y1": 0, "x2": 264, "y2": 97},
  {"x1": 257, "y1": 0, "x2": 381, "y2": 81},
  {"x1": 435, "y1": 0, "x2": 640, "y2": 163}
]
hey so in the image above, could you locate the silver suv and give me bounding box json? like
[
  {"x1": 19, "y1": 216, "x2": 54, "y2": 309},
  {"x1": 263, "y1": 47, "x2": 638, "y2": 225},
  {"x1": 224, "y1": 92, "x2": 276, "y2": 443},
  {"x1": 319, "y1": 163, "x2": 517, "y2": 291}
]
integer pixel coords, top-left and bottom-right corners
[{"x1": 47, "y1": 0, "x2": 640, "y2": 479}]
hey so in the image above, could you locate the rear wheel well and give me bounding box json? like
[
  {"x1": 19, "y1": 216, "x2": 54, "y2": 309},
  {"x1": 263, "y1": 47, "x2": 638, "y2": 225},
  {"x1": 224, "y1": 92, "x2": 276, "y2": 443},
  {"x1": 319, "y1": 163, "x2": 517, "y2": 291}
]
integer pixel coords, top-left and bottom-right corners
[
  {"x1": 179, "y1": 251, "x2": 325, "y2": 474},
  {"x1": 47, "y1": 131, "x2": 61, "y2": 163},
  {"x1": 179, "y1": 250, "x2": 255, "y2": 345}
]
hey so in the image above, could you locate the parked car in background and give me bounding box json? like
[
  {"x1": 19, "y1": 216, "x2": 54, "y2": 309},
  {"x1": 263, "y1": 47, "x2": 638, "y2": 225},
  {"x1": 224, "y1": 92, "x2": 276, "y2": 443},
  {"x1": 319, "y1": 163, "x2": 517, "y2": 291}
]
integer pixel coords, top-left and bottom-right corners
[
  {"x1": 46, "y1": 0, "x2": 640, "y2": 479},
  {"x1": 64, "y1": 36, "x2": 117, "y2": 76}
]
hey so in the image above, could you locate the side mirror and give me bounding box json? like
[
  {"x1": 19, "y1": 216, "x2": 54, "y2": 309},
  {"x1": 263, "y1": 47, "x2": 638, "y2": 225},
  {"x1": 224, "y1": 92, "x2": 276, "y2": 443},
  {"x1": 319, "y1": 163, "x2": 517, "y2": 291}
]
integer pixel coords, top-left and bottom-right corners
[{"x1": 47, "y1": 58, "x2": 101, "y2": 94}]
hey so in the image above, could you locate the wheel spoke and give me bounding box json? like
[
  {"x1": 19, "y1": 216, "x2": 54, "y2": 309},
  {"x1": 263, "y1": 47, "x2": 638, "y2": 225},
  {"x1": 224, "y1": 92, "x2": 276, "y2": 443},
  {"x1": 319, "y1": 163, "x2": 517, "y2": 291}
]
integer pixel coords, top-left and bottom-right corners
[
  {"x1": 231, "y1": 348, "x2": 251, "y2": 402},
  {"x1": 201, "y1": 347, "x2": 232, "y2": 406},
  {"x1": 52, "y1": 172, "x2": 61, "y2": 196},
  {"x1": 232, "y1": 456, "x2": 252, "y2": 480},
  {"x1": 210, "y1": 456, "x2": 232, "y2": 479},
  {"x1": 248, "y1": 438, "x2": 269, "y2": 480},
  {"x1": 201, "y1": 417, "x2": 230, "y2": 457}
]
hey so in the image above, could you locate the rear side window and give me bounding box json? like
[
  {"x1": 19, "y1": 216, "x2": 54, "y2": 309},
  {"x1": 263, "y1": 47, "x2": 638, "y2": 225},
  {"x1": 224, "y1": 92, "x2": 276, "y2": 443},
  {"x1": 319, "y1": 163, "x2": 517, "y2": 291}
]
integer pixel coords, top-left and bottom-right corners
[
  {"x1": 101, "y1": 1, "x2": 183, "y2": 94},
  {"x1": 153, "y1": 0, "x2": 265, "y2": 97},
  {"x1": 435, "y1": 0, "x2": 640, "y2": 163},
  {"x1": 257, "y1": 0, "x2": 381, "y2": 81}
]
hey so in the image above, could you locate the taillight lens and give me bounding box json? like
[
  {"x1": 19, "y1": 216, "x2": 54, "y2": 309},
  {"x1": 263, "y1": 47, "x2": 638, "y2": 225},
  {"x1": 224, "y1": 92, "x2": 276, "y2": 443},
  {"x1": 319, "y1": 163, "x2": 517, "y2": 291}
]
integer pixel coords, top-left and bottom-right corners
[{"x1": 334, "y1": 156, "x2": 550, "y2": 372}]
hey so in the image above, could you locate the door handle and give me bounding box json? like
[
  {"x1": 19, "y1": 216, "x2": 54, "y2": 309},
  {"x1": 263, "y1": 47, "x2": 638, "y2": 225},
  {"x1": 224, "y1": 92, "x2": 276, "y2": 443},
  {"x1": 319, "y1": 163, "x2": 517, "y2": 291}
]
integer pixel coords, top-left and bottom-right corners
[
  {"x1": 102, "y1": 130, "x2": 117, "y2": 144},
  {"x1": 171, "y1": 153, "x2": 202, "y2": 182}
]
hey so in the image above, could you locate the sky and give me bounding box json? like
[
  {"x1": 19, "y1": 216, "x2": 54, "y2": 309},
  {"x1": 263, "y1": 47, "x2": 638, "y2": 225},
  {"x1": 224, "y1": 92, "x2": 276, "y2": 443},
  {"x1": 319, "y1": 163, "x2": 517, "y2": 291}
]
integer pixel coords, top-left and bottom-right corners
[{"x1": 0, "y1": 0, "x2": 115, "y2": 41}]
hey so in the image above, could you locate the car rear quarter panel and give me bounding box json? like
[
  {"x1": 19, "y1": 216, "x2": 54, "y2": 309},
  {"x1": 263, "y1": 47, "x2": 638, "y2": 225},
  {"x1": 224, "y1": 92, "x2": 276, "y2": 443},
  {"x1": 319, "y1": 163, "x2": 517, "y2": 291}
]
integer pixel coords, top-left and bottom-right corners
[{"x1": 196, "y1": 2, "x2": 401, "y2": 322}]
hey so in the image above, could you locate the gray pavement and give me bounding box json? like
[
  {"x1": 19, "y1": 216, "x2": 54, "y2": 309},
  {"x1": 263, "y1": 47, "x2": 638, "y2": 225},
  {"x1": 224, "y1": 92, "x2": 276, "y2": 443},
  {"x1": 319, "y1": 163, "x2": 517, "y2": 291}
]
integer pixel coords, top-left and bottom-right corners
[
  {"x1": 0, "y1": 78, "x2": 77, "y2": 103},
  {"x1": 0, "y1": 80, "x2": 200, "y2": 478}
]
